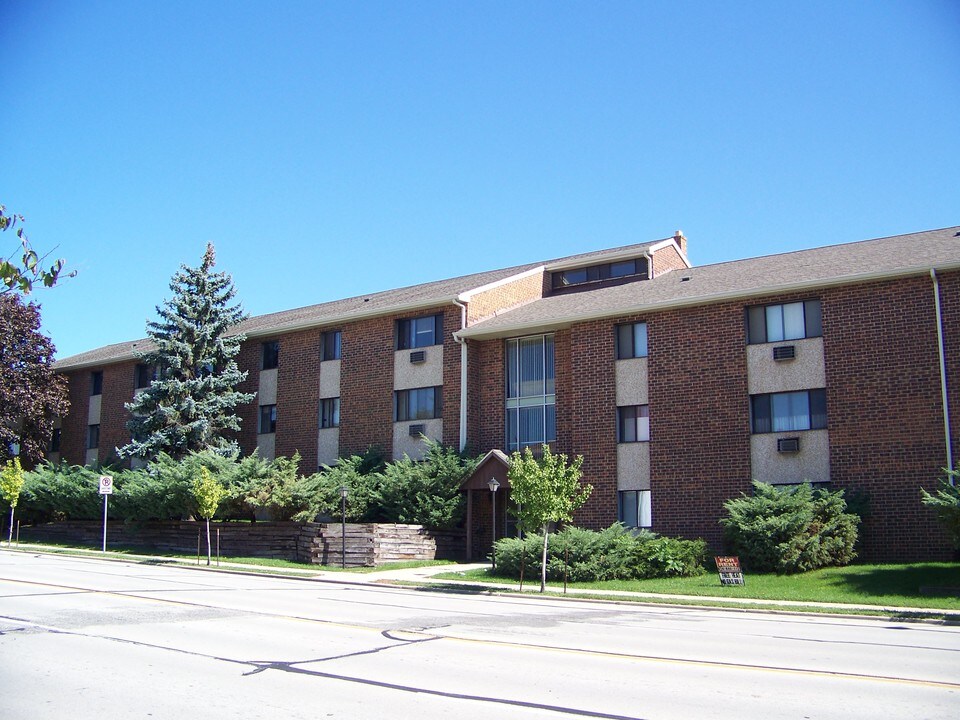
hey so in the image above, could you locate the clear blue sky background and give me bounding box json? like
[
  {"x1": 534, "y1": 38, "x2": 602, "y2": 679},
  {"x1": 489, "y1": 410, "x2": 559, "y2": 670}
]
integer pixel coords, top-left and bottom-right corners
[{"x1": 3, "y1": 1, "x2": 958, "y2": 360}]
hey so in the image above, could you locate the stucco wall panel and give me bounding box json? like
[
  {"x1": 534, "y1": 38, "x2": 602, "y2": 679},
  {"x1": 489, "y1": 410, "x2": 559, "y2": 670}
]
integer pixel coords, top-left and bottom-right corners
[
  {"x1": 617, "y1": 443, "x2": 650, "y2": 491},
  {"x1": 750, "y1": 430, "x2": 830, "y2": 485},
  {"x1": 615, "y1": 358, "x2": 648, "y2": 406},
  {"x1": 746, "y1": 337, "x2": 825, "y2": 394}
]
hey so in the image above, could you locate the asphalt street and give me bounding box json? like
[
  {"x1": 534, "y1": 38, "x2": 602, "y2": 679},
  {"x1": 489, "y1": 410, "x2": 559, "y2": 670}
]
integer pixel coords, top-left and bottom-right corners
[{"x1": 1, "y1": 551, "x2": 957, "y2": 719}]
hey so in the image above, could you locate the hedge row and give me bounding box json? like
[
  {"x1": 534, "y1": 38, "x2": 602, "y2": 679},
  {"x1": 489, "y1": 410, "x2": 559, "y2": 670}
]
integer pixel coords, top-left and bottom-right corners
[
  {"x1": 15, "y1": 442, "x2": 478, "y2": 530},
  {"x1": 492, "y1": 524, "x2": 709, "y2": 581}
]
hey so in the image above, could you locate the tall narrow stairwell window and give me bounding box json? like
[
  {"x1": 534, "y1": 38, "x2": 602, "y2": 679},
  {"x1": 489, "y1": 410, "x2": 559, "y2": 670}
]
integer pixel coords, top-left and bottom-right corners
[{"x1": 505, "y1": 334, "x2": 556, "y2": 451}]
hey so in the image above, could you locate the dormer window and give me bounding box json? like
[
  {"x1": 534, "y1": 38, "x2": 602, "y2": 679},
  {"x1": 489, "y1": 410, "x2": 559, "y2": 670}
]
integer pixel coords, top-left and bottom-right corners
[{"x1": 551, "y1": 257, "x2": 647, "y2": 291}]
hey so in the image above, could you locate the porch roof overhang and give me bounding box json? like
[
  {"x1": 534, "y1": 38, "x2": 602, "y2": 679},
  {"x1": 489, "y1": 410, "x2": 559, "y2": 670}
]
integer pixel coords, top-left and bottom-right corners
[{"x1": 461, "y1": 449, "x2": 511, "y2": 491}]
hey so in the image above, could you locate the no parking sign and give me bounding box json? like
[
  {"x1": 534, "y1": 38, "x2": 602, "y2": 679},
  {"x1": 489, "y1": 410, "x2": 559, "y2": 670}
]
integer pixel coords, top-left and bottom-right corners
[{"x1": 99, "y1": 475, "x2": 113, "y2": 552}]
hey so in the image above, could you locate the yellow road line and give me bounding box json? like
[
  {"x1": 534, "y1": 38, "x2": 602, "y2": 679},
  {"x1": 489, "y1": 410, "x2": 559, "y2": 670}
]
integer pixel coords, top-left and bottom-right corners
[{"x1": 3, "y1": 575, "x2": 957, "y2": 691}]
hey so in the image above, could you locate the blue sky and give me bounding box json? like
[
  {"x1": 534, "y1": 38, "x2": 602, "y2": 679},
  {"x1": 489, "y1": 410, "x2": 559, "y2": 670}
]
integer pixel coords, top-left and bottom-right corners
[{"x1": 3, "y1": 1, "x2": 958, "y2": 360}]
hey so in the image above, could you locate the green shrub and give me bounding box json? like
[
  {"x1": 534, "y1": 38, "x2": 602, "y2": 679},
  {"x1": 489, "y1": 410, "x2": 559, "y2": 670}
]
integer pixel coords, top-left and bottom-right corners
[
  {"x1": 721, "y1": 481, "x2": 859, "y2": 573},
  {"x1": 19, "y1": 444, "x2": 478, "y2": 531},
  {"x1": 114, "y1": 450, "x2": 248, "y2": 522},
  {"x1": 492, "y1": 524, "x2": 707, "y2": 581},
  {"x1": 241, "y1": 452, "x2": 302, "y2": 520},
  {"x1": 921, "y1": 469, "x2": 960, "y2": 549},
  {"x1": 635, "y1": 533, "x2": 707, "y2": 578},
  {"x1": 292, "y1": 451, "x2": 385, "y2": 523},
  {"x1": 372, "y1": 443, "x2": 476, "y2": 529},
  {"x1": 20, "y1": 462, "x2": 102, "y2": 522}
]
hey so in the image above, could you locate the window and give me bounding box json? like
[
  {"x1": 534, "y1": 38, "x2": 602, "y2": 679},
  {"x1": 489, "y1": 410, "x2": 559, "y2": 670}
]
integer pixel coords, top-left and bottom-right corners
[
  {"x1": 49, "y1": 428, "x2": 61, "y2": 453},
  {"x1": 320, "y1": 397, "x2": 340, "y2": 429},
  {"x1": 616, "y1": 322, "x2": 648, "y2": 359},
  {"x1": 619, "y1": 490, "x2": 652, "y2": 529},
  {"x1": 321, "y1": 330, "x2": 341, "y2": 361},
  {"x1": 134, "y1": 364, "x2": 155, "y2": 389},
  {"x1": 90, "y1": 371, "x2": 103, "y2": 396},
  {"x1": 259, "y1": 404, "x2": 277, "y2": 434},
  {"x1": 262, "y1": 341, "x2": 280, "y2": 370},
  {"x1": 617, "y1": 405, "x2": 650, "y2": 442},
  {"x1": 87, "y1": 424, "x2": 100, "y2": 450},
  {"x1": 397, "y1": 314, "x2": 442, "y2": 350},
  {"x1": 395, "y1": 387, "x2": 442, "y2": 421},
  {"x1": 746, "y1": 300, "x2": 822, "y2": 344},
  {"x1": 551, "y1": 258, "x2": 647, "y2": 290},
  {"x1": 751, "y1": 389, "x2": 827, "y2": 433},
  {"x1": 505, "y1": 335, "x2": 556, "y2": 451}
]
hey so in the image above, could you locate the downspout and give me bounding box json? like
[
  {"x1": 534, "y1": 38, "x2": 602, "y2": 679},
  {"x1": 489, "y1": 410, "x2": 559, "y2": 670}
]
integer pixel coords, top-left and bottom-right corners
[
  {"x1": 931, "y1": 269, "x2": 954, "y2": 477},
  {"x1": 453, "y1": 298, "x2": 469, "y2": 453}
]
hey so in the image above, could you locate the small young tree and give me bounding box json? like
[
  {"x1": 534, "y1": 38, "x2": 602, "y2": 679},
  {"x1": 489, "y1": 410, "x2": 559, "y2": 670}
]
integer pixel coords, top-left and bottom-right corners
[
  {"x1": 193, "y1": 466, "x2": 225, "y2": 565},
  {"x1": 921, "y1": 468, "x2": 960, "y2": 550},
  {"x1": 507, "y1": 445, "x2": 592, "y2": 592},
  {"x1": 1, "y1": 458, "x2": 25, "y2": 544},
  {"x1": 120, "y1": 244, "x2": 254, "y2": 460}
]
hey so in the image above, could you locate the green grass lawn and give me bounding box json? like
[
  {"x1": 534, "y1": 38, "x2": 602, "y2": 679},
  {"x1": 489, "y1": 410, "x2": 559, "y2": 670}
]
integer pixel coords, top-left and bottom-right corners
[{"x1": 434, "y1": 562, "x2": 960, "y2": 610}]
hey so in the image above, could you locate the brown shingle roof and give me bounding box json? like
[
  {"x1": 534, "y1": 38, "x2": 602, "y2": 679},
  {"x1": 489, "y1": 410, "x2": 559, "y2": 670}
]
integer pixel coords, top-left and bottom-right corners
[
  {"x1": 458, "y1": 226, "x2": 960, "y2": 339},
  {"x1": 54, "y1": 236, "x2": 671, "y2": 370}
]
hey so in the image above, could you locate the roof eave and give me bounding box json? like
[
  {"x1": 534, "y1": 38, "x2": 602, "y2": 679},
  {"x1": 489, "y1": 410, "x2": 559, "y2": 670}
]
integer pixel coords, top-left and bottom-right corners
[
  {"x1": 53, "y1": 295, "x2": 466, "y2": 371},
  {"x1": 457, "y1": 261, "x2": 960, "y2": 340}
]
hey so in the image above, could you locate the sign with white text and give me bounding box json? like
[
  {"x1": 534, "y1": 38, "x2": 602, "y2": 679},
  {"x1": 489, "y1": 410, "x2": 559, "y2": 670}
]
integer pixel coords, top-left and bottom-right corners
[{"x1": 715, "y1": 556, "x2": 745, "y2": 586}]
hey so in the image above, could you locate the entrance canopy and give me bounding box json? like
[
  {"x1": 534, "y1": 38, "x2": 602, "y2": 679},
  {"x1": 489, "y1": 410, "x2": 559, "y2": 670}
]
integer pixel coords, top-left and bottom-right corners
[
  {"x1": 460, "y1": 448, "x2": 511, "y2": 491},
  {"x1": 460, "y1": 449, "x2": 511, "y2": 561}
]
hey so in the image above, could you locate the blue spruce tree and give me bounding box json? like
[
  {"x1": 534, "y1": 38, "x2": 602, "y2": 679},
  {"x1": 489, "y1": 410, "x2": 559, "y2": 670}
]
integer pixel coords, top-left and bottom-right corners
[{"x1": 119, "y1": 244, "x2": 254, "y2": 460}]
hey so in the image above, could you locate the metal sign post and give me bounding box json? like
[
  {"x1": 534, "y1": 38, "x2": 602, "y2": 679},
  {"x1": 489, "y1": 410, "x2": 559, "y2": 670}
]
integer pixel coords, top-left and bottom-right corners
[{"x1": 99, "y1": 475, "x2": 113, "y2": 552}]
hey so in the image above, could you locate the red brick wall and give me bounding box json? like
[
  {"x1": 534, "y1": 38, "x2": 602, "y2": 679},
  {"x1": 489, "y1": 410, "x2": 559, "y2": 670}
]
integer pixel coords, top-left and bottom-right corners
[
  {"x1": 59, "y1": 370, "x2": 90, "y2": 465},
  {"x1": 466, "y1": 270, "x2": 546, "y2": 324},
  {"x1": 648, "y1": 302, "x2": 752, "y2": 550},
  {"x1": 942, "y1": 271, "x2": 960, "y2": 470},
  {"x1": 565, "y1": 322, "x2": 618, "y2": 528},
  {"x1": 822, "y1": 276, "x2": 953, "y2": 560},
  {"x1": 339, "y1": 316, "x2": 395, "y2": 458},
  {"x1": 464, "y1": 339, "x2": 482, "y2": 452},
  {"x1": 275, "y1": 329, "x2": 321, "y2": 470},
  {"x1": 99, "y1": 360, "x2": 136, "y2": 463},
  {"x1": 56, "y1": 363, "x2": 137, "y2": 465},
  {"x1": 477, "y1": 339, "x2": 505, "y2": 452},
  {"x1": 651, "y1": 243, "x2": 688, "y2": 276},
  {"x1": 440, "y1": 306, "x2": 463, "y2": 448},
  {"x1": 234, "y1": 339, "x2": 262, "y2": 456}
]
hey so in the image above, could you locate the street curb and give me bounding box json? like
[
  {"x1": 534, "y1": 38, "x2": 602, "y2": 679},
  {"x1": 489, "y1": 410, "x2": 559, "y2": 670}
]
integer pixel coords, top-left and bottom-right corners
[{"x1": 6, "y1": 544, "x2": 959, "y2": 623}]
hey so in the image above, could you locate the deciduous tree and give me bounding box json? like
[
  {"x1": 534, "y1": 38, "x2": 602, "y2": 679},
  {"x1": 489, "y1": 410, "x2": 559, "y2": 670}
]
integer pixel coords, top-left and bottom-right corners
[
  {"x1": 0, "y1": 295, "x2": 70, "y2": 465},
  {"x1": 193, "y1": 466, "x2": 225, "y2": 565},
  {"x1": 1, "y1": 204, "x2": 72, "y2": 295},
  {"x1": 1, "y1": 457, "x2": 25, "y2": 544},
  {"x1": 507, "y1": 445, "x2": 592, "y2": 592}
]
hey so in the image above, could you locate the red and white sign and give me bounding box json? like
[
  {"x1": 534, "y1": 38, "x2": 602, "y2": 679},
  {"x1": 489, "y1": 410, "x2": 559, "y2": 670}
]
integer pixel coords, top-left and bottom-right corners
[{"x1": 99, "y1": 475, "x2": 114, "y2": 495}]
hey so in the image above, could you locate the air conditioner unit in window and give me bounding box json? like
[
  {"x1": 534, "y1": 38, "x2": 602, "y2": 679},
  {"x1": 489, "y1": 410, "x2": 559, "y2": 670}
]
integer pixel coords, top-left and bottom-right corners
[
  {"x1": 409, "y1": 423, "x2": 426, "y2": 437},
  {"x1": 772, "y1": 345, "x2": 796, "y2": 361},
  {"x1": 777, "y1": 437, "x2": 800, "y2": 453},
  {"x1": 410, "y1": 350, "x2": 426, "y2": 363}
]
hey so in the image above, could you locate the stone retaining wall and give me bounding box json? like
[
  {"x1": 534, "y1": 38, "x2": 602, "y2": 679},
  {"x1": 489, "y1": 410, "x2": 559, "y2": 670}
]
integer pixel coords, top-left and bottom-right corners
[
  {"x1": 18, "y1": 521, "x2": 465, "y2": 567},
  {"x1": 311, "y1": 523, "x2": 464, "y2": 567}
]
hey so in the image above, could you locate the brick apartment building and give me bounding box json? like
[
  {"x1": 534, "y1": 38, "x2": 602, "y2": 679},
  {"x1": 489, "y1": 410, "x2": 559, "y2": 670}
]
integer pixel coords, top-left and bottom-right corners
[{"x1": 50, "y1": 227, "x2": 960, "y2": 561}]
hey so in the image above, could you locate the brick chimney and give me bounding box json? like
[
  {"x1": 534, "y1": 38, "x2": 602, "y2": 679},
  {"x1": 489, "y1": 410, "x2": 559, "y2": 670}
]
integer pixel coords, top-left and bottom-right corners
[{"x1": 673, "y1": 230, "x2": 688, "y2": 256}]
